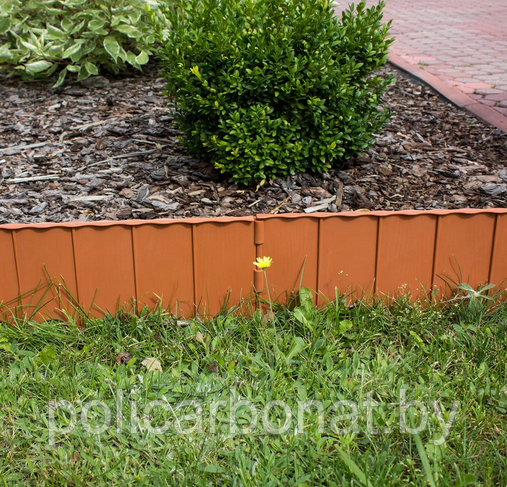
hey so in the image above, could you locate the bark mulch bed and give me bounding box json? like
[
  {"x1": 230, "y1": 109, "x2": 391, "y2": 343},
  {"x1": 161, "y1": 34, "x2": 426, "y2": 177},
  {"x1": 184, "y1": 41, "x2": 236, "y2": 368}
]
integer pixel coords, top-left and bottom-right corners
[{"x1": 0, "y1": 64, "x2": 506, "y2": 224}]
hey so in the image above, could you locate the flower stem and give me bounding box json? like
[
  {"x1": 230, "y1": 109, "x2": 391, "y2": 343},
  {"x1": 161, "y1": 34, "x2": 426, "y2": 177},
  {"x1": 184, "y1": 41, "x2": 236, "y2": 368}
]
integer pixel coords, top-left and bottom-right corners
[{"x1": 263, "y1": 268, "x2": 273, "y2": 314}]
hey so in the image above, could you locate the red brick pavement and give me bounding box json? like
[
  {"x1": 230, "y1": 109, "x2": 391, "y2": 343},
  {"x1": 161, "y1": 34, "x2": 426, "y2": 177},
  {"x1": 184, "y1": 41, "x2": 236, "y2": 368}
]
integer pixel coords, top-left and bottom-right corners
[{"x1": 335, "y1": 0, "x2": 507, "y2": 121}]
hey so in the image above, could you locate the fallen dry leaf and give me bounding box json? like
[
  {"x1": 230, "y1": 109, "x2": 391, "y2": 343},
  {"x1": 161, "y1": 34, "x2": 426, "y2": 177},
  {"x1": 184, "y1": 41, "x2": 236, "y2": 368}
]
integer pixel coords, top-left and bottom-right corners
[
  {"x1": 116, "y1": 352, "x2": 133, "y2": 365},
  {"x1": 141, "y1": 357, "x2": 163, "y2": 372}
]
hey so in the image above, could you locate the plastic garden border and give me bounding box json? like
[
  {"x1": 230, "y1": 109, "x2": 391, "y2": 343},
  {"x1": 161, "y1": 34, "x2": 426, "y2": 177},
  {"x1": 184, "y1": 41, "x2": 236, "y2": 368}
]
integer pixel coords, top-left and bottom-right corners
[{"x1": 1, "y1": 208, "x2": 506, "y2": 320}]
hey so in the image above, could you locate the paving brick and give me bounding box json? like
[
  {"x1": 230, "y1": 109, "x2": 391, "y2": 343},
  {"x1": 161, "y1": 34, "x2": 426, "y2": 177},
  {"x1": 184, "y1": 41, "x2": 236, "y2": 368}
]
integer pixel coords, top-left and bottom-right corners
[
  {"x1": 464, "y1": 82, "x2": 496, "y2": 89},
  {"x1": 478, "y1": 99, "x2": 499, "y2": 107},
  {"x1": 393, "y1": 48, "x2": 423, "y2": 55},
  {"x1": 436, "y1": 72, "x2": 473, "y2": 79},
  {"x1": 481, "y1": 68, "x2": 506, "y2": 74},
  {"x1": 485, "y1": 94, "x2": 507, "y2": 101},
  {"x1": 475, "y1": 88, "x2": 505, "y2": 95},
  {"x1": 412, "y1": 56, "x2": 438, "y2": 62},
  {"x1": 480, "y1": 75, "x2": 507, "y2": 83},
  {"x1": 449, "y1": 61, "x2": 474, "y2": 67},
  {"x1": 448, "y1": 83, "x2": 475, "y2": 94},
  {"x1": 468, "y1": 64, "x2": 497, "y2": 70},
  {"x1": 425, "y1": 64, "x2": 454, "y2": 70},
  {"x1": 466, "y1": 69, "x2": 494, "y2": 75},
  {"x1": 420, "y1": 59, "x2": 445, "y2": 65}
]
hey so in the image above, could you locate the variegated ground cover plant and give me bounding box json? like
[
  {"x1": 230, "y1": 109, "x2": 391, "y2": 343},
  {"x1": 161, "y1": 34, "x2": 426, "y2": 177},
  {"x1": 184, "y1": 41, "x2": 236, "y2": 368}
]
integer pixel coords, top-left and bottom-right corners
[{"x1": 0, "y1": 0, "x2": 165, "y2": 87}]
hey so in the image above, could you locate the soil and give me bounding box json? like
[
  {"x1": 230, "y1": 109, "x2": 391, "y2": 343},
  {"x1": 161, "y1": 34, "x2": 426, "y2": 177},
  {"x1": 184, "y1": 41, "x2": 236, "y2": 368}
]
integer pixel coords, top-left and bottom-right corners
[{"x1": 0, "y1": 64, "x2": 506, "y2": 224}]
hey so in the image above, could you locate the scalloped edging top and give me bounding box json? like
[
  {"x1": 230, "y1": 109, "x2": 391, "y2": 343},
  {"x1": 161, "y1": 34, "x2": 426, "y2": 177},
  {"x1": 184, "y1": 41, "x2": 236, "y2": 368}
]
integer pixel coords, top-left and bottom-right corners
[{"x1": 1, "y1": 208, "x2": 507, "y2": 230}]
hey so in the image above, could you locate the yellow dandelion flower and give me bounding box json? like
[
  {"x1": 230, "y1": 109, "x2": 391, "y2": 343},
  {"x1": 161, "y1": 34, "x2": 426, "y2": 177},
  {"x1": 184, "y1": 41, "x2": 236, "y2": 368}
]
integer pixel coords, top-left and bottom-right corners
[{"x1": 253, "y1": 256, "x2": 272, "y2": 269}]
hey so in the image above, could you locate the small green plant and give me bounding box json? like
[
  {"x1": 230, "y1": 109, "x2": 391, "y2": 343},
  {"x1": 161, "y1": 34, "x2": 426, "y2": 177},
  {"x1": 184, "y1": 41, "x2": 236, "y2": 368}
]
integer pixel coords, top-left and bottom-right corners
[
  {"x1": 451, "y1": 282, "x2": 503, "y2": 323},
  {"x1": 159, "y1": 0, "x2": 394, "y2": 184},
  {"x1": 0, "y1": 0, "x2": 162, "y2": 87}
]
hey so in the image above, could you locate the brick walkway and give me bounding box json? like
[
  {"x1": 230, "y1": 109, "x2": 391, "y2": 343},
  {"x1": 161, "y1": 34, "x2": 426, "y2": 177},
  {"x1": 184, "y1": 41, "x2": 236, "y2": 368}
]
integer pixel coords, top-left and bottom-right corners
[{"x1": 335, "y1": 0, "x2": 507, "y2": 118}]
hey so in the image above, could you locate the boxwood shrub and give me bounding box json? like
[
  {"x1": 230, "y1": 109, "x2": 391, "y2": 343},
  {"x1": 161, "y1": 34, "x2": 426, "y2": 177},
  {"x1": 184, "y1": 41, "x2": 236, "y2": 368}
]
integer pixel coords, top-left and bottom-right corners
[{"x1": 159, "y1": 0, "x2": 394, "y2": 185}]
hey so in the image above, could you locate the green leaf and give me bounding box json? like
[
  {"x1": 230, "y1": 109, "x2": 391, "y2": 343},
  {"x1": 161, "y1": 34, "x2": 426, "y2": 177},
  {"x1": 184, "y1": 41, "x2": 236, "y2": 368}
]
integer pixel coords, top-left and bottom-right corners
[
  {"x1": 135, "y1": 50, "x2": 149, "y2": 65},
  {"x1": 25, "y1": 60, "x2": 53, "y2": 74},
  {"x1": 335, "y1": 445, "x2": 373, "y2": 487},
  {"x1": 39, "y1": 346, "x2": 56, "y2": 364},
  {"x1": 299, "y1": 287, "x2": 313, "y2": 310},
  {"x1": 227, "y1": 360, "x2": 236, "y2": 375},
  {"x1": 115, "y1": 23, "x2": 139, "y2": 37},
  {"x1": 0, "y1": 44, "x2": 13, "y2": 62},
  {"x1": 70, "y1": 49, "x2": 85, "y2": 63},
  {"x1": 312, "y1": 338, "x2": 325, "y2": 353},
  {"x1": 53, "y1": 67, "x2": 68, "y2": 88},
  {"x1": 202, "y1": 465, "x2": 226, "y2": 474},
  {"x1": 128, "y1": 10, "x2": 141, "y2": 24},
  {"x1": 88, "y1": 19, "x2": 105, "y2": 31},
  {"x1": 85, "y1": 62, "x2": 98, "y2": 75},
  {"x1": 118, "y1": 46, "x2": 127, "y2": 62},
  {"x1": 409, "y1": 331, "x2": 428, "y2": 352},
  {"x1": 61, "y1": 18, "x2": 73, "y2": 31},
  {"x1": 454, "y1": 475, "x2": 478, "y2": 487},
  {"x1": 77, "y1": 63, "x2": 90, "y2": 82},
  {"x1": 0, "y1": 17, "x2": 11, "y2": 34},
  {"x1": 62, "y1": 42, "x2": 83, "y2": 59},
  {"x1": 47, "y1": 63, "x2": 58, "y2": 76},
  {"x1": 126, "y1": 51, "x2": 138, "y2": 67},
  {"x1": 103, "y1": 35, "x2": 120, "y2": 62},
  {"x1": 286, "y1": 337, "x2": 306, "y2": 361},
  {"x1": 409, "y1": 408, "x2": 437, "y2": 487},
  {"x1": 111, "y1": 15, "x2": 128, "y2": 27},
  {"x1": 293, "y1": 308, "x2": 310, "y2": 328},
  {"x1": 0, "y1": 2, "x2": 13, "y2": 14},
  {"x1": 339, "y1": 319, "x2": 353, "y2": 334},
  {"x1": 70, "y1": 20, "x2": 85, "y2": 36},
  {"x1": 20, "y1": 40, "x2": 39, "y2": 52},
  {"x1": 47, "y1": 43, "x2": 65, "y2": 57},
  {"x1": 47, "y1": 24, "x2": 66, "y2": 39},
  {"x1": 0, "y1": 337, "x2": 13, "y2": 354},
  {"x1": 126, "y1": 357, "x2": 137, "y2": 368}
]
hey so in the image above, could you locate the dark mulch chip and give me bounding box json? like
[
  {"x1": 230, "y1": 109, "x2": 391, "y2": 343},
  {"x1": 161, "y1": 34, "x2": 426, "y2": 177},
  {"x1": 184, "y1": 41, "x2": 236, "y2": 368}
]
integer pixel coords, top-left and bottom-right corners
[{"x1": 0, "y1": 64, "x2": 506, "y2": 224}]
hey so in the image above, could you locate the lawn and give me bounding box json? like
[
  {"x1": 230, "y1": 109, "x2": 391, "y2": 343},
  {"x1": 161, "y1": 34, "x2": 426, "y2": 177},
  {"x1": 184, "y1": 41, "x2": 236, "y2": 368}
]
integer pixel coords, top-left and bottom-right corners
[{"x1": 0, "y1": 289, "x2": 506, "y2": 485}]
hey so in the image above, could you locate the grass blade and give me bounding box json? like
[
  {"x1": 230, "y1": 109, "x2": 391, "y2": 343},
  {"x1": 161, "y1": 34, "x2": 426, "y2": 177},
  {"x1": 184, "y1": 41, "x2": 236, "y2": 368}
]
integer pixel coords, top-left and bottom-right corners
[
  {"x1": 335, "y1": 444, "x2": 373, "y2": 487},
  {"x1": 409, "y1": 408, "x2": 436, "y2": 487}
]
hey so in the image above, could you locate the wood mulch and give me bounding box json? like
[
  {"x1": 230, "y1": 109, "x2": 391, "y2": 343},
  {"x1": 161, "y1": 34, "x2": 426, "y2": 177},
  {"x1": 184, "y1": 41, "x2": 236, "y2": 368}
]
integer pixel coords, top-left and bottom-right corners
[{"x1": 0, "y1": 64, "x2": 506, "y2": 224}]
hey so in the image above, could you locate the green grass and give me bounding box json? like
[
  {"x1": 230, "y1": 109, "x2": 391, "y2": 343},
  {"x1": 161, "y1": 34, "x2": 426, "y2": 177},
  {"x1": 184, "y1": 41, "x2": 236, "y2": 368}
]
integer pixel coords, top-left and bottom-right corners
[{"x1": 0, "y1": 288, "x2": 506, "y2": 486}]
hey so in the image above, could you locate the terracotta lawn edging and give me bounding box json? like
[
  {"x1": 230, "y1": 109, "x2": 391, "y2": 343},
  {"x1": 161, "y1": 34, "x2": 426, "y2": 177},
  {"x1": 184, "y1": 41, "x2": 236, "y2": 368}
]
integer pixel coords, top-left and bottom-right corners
[{"x1": 1, "y1": 209, "x2": 506, "y2": 321}]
